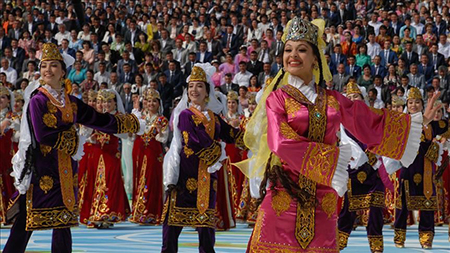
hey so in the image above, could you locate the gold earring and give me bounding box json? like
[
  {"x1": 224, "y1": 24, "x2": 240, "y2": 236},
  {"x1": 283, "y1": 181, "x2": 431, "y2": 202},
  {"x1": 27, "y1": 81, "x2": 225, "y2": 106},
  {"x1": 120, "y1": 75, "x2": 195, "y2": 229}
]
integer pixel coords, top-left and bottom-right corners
[
  {"x1": 313, "y1": 64, "x2": 319, "y2": 70},
  {"x1": 205, "y1": 97, "x2": 210, "y2": 103}
]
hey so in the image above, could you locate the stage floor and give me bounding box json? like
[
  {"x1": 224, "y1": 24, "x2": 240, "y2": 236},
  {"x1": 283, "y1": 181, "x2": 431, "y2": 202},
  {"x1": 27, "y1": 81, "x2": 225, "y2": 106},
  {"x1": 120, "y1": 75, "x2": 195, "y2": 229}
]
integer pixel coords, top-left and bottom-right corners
[{"x1": 1, "y1": 223, "x2": 449, "y2": 252}]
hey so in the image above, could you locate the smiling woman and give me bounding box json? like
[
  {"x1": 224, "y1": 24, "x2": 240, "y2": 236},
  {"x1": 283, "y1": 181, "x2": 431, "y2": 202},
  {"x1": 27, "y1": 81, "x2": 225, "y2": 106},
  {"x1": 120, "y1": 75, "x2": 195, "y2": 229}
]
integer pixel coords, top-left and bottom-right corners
[{"x1": 235, "y1": 17, "x2": 441, "y2": 252}]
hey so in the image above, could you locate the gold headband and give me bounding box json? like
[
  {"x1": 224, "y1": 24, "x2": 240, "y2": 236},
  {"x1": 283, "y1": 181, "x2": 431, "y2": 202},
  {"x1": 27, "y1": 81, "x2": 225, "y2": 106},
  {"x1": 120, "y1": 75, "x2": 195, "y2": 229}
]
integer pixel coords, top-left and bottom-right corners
[
  {"x1": 391, "y1": 96, "x2": 405, "y2": 106},
  {"x1": 0, "y1": 85, "x2": 9, "y2": 97},
  {"x1": 407, "y1": 87, "x2": 422, "y2": 100},
  {"x1": 98, "y1": 89, "x2": 116, "y2": 101},
  {"x1": 41, "y1": 43, "x2": 63, "y2": 62},
  {"x1": 227, "y1": 90, "x2": 238, "y2": 102},
  {"x1": 146, "y1": 88, "x2": 161, "y2": 100},
  {"x1": 282, "y1": 16, "x2": 318, "y2": 44},
  {"x1": 13, "y1": 90, "x2": 24, "y2": 101},
  {"x1": 189, "y1": 66, "x2": 207, "y2": 83},
  {"x1": 88, "y1": 90, "x2": 98, "y2": 100},
  {"x1": 346, "y1": 82, "x2": 362, "y2": 95}
]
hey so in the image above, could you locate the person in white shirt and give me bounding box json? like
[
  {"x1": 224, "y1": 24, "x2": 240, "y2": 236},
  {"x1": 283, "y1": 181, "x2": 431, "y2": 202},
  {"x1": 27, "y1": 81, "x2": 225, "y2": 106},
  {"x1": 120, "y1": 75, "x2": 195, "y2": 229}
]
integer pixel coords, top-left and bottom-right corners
[
  {"x1": 438, "y1": 34, "x2": 450, "y2": 59},
  {"x1": 93, "y1": 62, "x2": 111, "y2": 85},
  {"x1": 367, "y1": 88, "x2": 385, "y2": 109},
  {"x1": 368, "y1": 13, "x2": 382, "y2": 36},
  {"x1": 411, "y1": 14, "x2": 425, "y2": 35},
  {"x1": 367, "y1": 34, "x2": 381, "y2": 59},
  {"x1": 0, "y1": 58, "x2": 17, "y2": 85},
  {"x1": 232, "y1": 62, "x2": 253, "y2": 87},
  {"x1": 55, "y1": 24, "x2": 71, "y2": 45}
]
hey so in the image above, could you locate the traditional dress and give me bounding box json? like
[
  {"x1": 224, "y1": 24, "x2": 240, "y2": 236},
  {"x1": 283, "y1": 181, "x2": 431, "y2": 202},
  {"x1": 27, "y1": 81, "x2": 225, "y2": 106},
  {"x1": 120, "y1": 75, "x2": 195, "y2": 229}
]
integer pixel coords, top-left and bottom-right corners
[
  {"x1": 130, "y1": 89, "x2": 169, "y2": 225},
  {"x1": 394, "y1": 89, "x2": 449, "y2": 248},
  {"x1": 238, "y1": 18, "x2": 423, "y2": 253}
]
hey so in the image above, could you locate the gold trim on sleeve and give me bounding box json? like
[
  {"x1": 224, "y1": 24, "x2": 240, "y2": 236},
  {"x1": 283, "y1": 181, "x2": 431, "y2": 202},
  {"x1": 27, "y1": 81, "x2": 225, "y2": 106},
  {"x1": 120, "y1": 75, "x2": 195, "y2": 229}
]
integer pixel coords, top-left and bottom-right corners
[{"x1": 115, "y1": 113, "x2": 140, "y2": 134}]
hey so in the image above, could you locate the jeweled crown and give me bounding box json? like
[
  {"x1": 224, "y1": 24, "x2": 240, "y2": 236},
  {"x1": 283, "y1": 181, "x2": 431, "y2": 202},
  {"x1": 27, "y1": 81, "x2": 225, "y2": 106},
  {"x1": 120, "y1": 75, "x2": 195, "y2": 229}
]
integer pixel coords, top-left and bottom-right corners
[
  {"x1": 346, "y1": 82, "x2": 362, "y2": 95},
  {"x1": 41, "y1": 43, "x2": 63, "y2": 62},
  {"x1": 282, "y1": 16, "x2": 318, "y2": 44},
  {"x1": 88, "y1": 90, "x2": 98, "y2": 100},
  {"x1": 189, "y1": 66, "x2": 207, "y2": 83},
  {"x1": 227, "y1": 90, "x2": 239, "y2": 102},
  {"x1": 13, "y1": 90, "x2": 24, "y2": 101},
  {"x1": 98, "y1": 89, "x2": 116, "y2": 101},
  {"x1": 0, "y1": 85, "x2": 9, "y2": 97},
  {"x1": 146, "y1": 88, "x2": 160, "y2": 100},
  {"x1": 248, "y1": 94, "x2": 257, "y2": 104},
  {"x1": 407, "y1": 87, "x2": 422, "y2": 100},
  {"x1": 391, "y1": 95, "x2": 405, "y2": 106}
]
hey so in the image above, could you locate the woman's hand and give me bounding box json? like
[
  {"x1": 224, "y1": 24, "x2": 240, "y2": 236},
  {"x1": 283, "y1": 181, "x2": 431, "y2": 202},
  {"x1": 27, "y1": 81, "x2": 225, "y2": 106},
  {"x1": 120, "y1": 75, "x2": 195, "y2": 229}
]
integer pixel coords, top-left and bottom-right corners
[{"x1": 423, "y1": 91, "x2": 442, "y2": 126}]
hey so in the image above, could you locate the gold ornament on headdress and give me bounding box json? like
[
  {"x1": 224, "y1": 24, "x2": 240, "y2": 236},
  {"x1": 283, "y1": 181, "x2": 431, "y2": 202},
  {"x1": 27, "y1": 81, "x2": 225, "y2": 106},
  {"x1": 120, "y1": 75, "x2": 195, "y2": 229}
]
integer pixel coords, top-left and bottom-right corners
[
  {"x1": 88, "y1": 90, "x2": 98, "y2": 100},
  {"x1": 248, "y1": 93, "x2": 257, "y2": 104},
  {"x1": 146, "y1": 88, "x2": 161, "y2": 100},
  {"x1": 227, "y1": 90, "x2": 239, "y2": 102},
  {"x1": 189, "y1": 66, "x2": 207, "y2": 83},
  {"x1": 407, "y1": 87, "x2": 422, "y2": 100},
  {"x1": 0, "y1": 85, "x2": 9, "y2": 97},
  {"x1": 41, "y1": 43, "x2": 64, "y2": 62},
  {"x1": 391, "y1": 95, "x2": 405, "y2": 106},
  {"x1": 13, "y1": 90, "x2": 24, "y2": 101},
  {"x1": 282, "y1": 16, "x2": 318, "y2": 44},
  {"x1": 98, "y1": 89, "x2": 116, "y2": 101},
  {"x1": 346, "y1": 82, "x2": 362, "y2": 95}
]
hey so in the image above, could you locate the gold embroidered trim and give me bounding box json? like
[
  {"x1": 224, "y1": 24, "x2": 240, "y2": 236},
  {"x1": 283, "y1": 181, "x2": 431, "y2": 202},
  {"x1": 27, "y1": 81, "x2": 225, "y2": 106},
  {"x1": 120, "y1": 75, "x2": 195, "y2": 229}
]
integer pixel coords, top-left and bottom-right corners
[
  {"x1": 40, "y1": 144, "x2": 52, "y2": 156},
  {"x1": 26, "y1": 185, "x2": 79, "y2": 231},
  {"x1": 39, "y1": 87, "x2": 74, "y2": 123},
  {"x1": 284, "y1": 97, "x2": 302, "y2": 118},
  {"x1": 167, "y1": 190, "x2": 215, "y2": 228},
  {"x1": 53, "y1": 126, "x2": 78, "y2": 156},
  {"x1": 234, "y1": 130, "x2": 246, "y2": 149},
  {"x1": 338, "y1": 230, "x2": 349, "y2": 250},
  {"x1": 327, "y1": 95, "x2": 340, "y2": 112},
  {"x1": 357, "y1": 171, "x2": 367, "y2": 184},
  {"x1": 424, "y1": 158, "x2": 433, "y2": 199},
  {"x1": 39, "y1": 176, "x2": 54, "y2": 194},
  {"x1": 280, "y1": 121, "x2": 301, "y2": 141},
  {"x1": 46, "y1": 101, "x2": 57, "y2": 113},
  {"x1": 182, "y1": 131, "x2": 194, "y2": 157},
  {"x1": 348, "y1": 182, "x2": 384, "y2": 211},
  {"x1": 425, "y1": 142, "x2": 440, "y2": 163},
  {"x1": 321, "y1": 192, "x2": 337, "y2": 219},
  {"x1": 301, "y1": 143, "x2": 338, "y2": 186},
  {"x1": 192, "y1": 114, "x2": 202, "y2": 126},
  {"x1": 271, "y1": 191, "x2": 292, "y2": 216},
  {"x1": 186, "y1": 178, "x2": 198, "y2": 193},
  {"x1": 366, "y1": 151, "x2": 378, "y2": 167},
  {"x1": 439, "y1": 120, "x2": 446, "y2": 128},
  {"x1": 368, "y1": 235, "x2": 384, "y2": 252},
  {"x1": 394, "y1": 229, "x2": 406, "y2": 244},
  {"x1": 197, "y1": 141, "x2": 221, "y2": 167},
  {"x1": 213, "y1": 180, "x2": 217, "y2": 192},
  {"x1": 369, "y1": 109, "x2": 410, "y2": 160},
  {"x1": 58, "y1": 150, "x2": 75, "y2": 211},
  {"x1": 184, "y1": 146, "x2": 194, "y2": 157},
  {"x1": 43, "y1": 113, "x2": 57, "y2": 128},
  {"x1": 115, "y1": 113, "x2": 140, "y2": 134},
  {"x1": 397, "y1": 180, "x2": 437, "y2": 210},
  {"x1": 413, "y1": 173, "x2": 422, "y2": 185},
  {"x1": 419, "y1": 231, "x2": 434, "y2": 246}
]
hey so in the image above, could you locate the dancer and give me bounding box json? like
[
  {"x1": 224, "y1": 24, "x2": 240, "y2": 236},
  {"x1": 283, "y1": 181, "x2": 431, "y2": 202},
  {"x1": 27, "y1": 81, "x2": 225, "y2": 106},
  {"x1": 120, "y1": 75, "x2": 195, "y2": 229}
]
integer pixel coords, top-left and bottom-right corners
[
  {"x1": 130, "y1": 88, "x2": 169, "y2": 225},
  {"x1": 11, "y1": 90, "x2": 24, "y2": 153},
  {"x1": 162, "y1": 64, "x2": 244, "y2": 252},
  {"x1": 4, "y1": 43, "x2": 144, "y2": 253},
  {"x1": 394, "y1": 88, "x2": 448, "y2": 249},
  {"x1": 236, "y1": 17, "x2": 440, "y2": 252},
  {"x1": 338, "y1": 83, "x2": 386, "y2": 253},
  {"x1": 0, "y1": 85, "x2": 15, "y2": 225}
]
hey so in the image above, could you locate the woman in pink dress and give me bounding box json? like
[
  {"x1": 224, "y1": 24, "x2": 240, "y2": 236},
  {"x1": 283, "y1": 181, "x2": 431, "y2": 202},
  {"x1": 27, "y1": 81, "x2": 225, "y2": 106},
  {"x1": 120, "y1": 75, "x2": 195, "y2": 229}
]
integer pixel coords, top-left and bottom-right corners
[
  {"x1": 219, "y1": 54, "x2": 236, "y2": 78},
  {"x1": 234, "y1": 47, "x2": 250, "y2": 73}
]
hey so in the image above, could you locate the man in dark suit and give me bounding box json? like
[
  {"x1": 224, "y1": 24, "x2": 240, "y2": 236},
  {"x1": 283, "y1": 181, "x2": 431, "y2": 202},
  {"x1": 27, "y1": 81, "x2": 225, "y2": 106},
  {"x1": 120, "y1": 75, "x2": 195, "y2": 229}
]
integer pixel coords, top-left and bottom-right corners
[
  {"x1": 345, "y1": 55, "x2": 361, "y2": 78},
  {"x1": 119, "y1": 63, "x2": 135, "y2": 84},
  {"x1": 43, "y1": 29, "x2": 58, "y2": 44},
  {"x1": 230, "y1": 16, "x2": 244, "y2": 42},
  {"x1": 271, "y1": 55, "x2": 283, "y2": 76},
  {"x1": 329, "y1": 4, "x2": 341, "y2": 27},
  {"x1": 203, "y1": 30, "x2": 223, "y2": 60},
  {"x1": 121, "y1": 83, "x2": 134, "y2": 113},
  {"x1": 195, "y1": 41, "x2": 212, "y2": 63},
  {"x1": 418, "y1": 54, "x2": 434, "y2": 85},
  {"x1": 221, "y1": 25, "x2": 239, "y2": 56},
  {"x1": 258, "y1": 63, "x2": 273, "y2": 87},
  {"x1": 124, "y1": 20, "x2": 142, "y2": 46},
  {"x1": 160, "y1": 51, "x2": 181, "y2": 72},
  {"x1": 270, "y1": 30, "x2": 285, "y2": 58},
  {"x1": 401, "y1": 41, "x2": 419, "y2": 69},
  {"x1": 368, "y1": 75, "x2": 391, "y2": 104},
  {"x1": 117, "y1": 51, "x2": 137, "y2": 78},
  {"x1": 164, "y1": 60, "x2": 185, "y2": 97},
  {"x1": 91, "y1": 17, "x2": 106, "y2": 40},
  {"x1": 413, "y1": 35, "x2": 429, "y2": 56},
  {"x1": 159, "y1": 29, "x2": 175, "y2": 58},
  {"x1": 183, "y1": 52, "x2": 197, "y2": 77},
  {"x1": 60, "y1": 39, "x2": 76, "y2": 58},
  {"x1": 10, "y1": 39, "x2": 25, "y2": 73},
  {"x1": 361, "y1": 17, "x2": 375, "y2": 41},
  {"x1": 428, "y1": 44, "x2": 446, "y2": 72},
  {"x1": 435, "y1": 14, "x2": 447, "y2": 37},
  {"x1": 330, "y1": 44, "x2": 347, "y2": 75},
  {"x1": 46, "y1": 15, "x2": 59, "y2": 35},
  {"x1": 0, "y1": 28, "x2": 11, "y2": 52},
  {"x1": 379, "y1": 41, "x2": 398, "y2": 66},
  {"x1": 220, "y1": 73, "x2": 239, "y2": 95},
  {"x1": 124, "y1": 42, "x2": 144, "y2": 65},
  {"x1": 332, "y1": 64, "x2": 350, "y2": 92},
  {"x1": 247, "y1": 51, "x2": 263, "y2": 76},
  {"x1": 390, "y1": 13, "x2": 403, "y2": 36},
  {"x1": 407, "y1": 64, "x2": 426, "y2": 89},
  {"x1": 158, "y1": 73, "x2": 174, "y2": 119},
  {"x1": 371, "y1": 56, "x2": 387, "y2": 78},
  {"x1": 101, "y1": 43, "x2": 120, "y2": 67},
  {"x1": 22, "y1": 13, "x2": 36, "y2": 35},
  {"x1": 7, "y1": 20, "x2": 23, "y2": 40},
  {"x1": 338, "y1": 2, "x2": 350, "y2": 25}
]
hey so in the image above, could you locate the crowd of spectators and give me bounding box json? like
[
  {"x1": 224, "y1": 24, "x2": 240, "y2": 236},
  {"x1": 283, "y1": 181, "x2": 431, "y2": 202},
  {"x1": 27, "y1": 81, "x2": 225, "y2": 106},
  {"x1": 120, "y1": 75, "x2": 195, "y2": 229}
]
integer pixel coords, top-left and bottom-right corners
[{"x1": 3, "y1": 0, "x2": 450, "y2": 118}]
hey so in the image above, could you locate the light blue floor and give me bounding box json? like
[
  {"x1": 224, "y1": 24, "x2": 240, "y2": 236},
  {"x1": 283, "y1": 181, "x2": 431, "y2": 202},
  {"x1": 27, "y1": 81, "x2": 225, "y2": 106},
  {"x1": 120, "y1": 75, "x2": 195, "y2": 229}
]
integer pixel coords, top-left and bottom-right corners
[{"x1": 0, "y1": 223, "x2": 449, "y2": 252}]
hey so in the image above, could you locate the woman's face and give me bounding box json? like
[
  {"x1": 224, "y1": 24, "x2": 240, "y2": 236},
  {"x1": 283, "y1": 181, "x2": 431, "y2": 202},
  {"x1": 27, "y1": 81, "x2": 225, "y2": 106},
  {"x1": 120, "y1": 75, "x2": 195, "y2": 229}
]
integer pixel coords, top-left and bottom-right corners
[
  {"x1": 0, "y1": 94, "x2": 10, "y2": 110},
  {"x1": 283, "y1": 40, "x2": 316, "y2": 80},
  {"x1": 248, "y1": 102, "x2": 257, "y2": 113},
  {"x1": 389, "y1": 65, "x2": 396, "y2": 73},
  {"x1": 75, "y1": 62, "x2": 81, "y2": 70},
  {"x1": 363, "y1": 66, "x2": 371, "y2": 75},
  {"x1": 147, "y1": 98, "x2": 160, "y2": 113},
  {"x1": 14, "y1": 99, "x2": 24, "y2": 112},
  {"x1": 226, "y1": 55, "x2": 233, "y2": 63},
  {"x1": 359, "y1": 46, "x2": 366, "y2": 54},
  {"x1": 227, "y1": 99, "x2": 238, "y2": 113},
  {"x1": 392, "y1": 104, "x2": 404, "y2": 113},
  {"x1": 103, "y1": 98, "x2": 117, "y2": 113},
  {"x1": 142, "y1": 98, "x2": 148, "y2": 110},
  {"x1": 239, "y1": 88, "x2": 247, "y2": 97},
  {"x1": 407, "y1": 98, "x2": 423, "y2": 114},
  {"x1": 434, "y1": 108, "x2": 443, "y2": 120},
  {"x1": 83, "y1": 43, "x2": 89, "y2": 50},
  {"x1": 88, "y1": 98, "x2": 96, "y2": 108},
  {"x1": 136, "y1": 75, "x2": 143, "y2": 84},
  {"x1": 250, "y1": 76, "x2": 257, "y2": 85},
  {"x1": 96, "y1": 99, "x2": 103, "y2": 112},
  {"x1": 40, "y1": 60, "x2": 65, "y2": 88},
  {"x1": 188, "y1": 81, "x2": 208, "y2": 106},
  {"x1": 347, "y1": 93, "x2": 362, "y2": 101}
]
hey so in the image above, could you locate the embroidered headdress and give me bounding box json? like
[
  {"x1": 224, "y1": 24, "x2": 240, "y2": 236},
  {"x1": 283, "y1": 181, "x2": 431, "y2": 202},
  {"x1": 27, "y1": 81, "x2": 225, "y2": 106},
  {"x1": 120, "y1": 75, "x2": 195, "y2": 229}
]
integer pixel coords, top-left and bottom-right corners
[
  {"x1": 188, "y1": 66, "x2": 207, "y2": 83},
  {"x1": 88, "y1": 90, "x2": 98, "y2": 100},
  {"x1": 407, "y1": 87, "x2": 422, "y2": 100},
  {"x1": 391, "y1": 95, "x2": 405, "y2": 106},
  {"x1": 13, "y1": 90, "x2": 24, "y2": 102},
  {"x1": 282, "y1": 16, "x2": 318, "y2": 44},
  {"x1": 346, "y1": 82, "x2": 362, "y2": 95},
  {"x1": 248, "y1": 93, "x2": 257, "y2": 104},
  {"x1": 146, "y1": 88, "x2": 161, "y2": 100},
  {"x1": 98, "y1": 89, "x2": 116, "y2": 101},
  {"x1": 227, "y1": 90, "x2": 239, "y2": 102}
]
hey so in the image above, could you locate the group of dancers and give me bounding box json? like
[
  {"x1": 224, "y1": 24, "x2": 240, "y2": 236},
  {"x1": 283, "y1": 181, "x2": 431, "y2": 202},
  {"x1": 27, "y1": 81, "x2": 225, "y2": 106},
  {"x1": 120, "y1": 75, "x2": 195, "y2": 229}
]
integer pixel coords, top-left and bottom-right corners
[{"x1": 0, "y1": 16, "x2": 449, "y2": 253}]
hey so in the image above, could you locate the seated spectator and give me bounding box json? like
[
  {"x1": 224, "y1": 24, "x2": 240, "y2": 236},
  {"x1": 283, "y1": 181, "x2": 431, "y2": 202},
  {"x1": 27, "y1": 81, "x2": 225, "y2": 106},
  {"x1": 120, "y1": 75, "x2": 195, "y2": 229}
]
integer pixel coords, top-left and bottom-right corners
[
  {"x1": 80, "y1": 70, "x2": 99, "y2": 92},
  {"x1": 233, "y1": 61, "x2": 253, "y2": 87},
  {"x1": 357, "y1": 64, "x2": 373, "y2": 89},
  {"x1": 68, "y1": 61, "x2": 87, "y2": 87}
]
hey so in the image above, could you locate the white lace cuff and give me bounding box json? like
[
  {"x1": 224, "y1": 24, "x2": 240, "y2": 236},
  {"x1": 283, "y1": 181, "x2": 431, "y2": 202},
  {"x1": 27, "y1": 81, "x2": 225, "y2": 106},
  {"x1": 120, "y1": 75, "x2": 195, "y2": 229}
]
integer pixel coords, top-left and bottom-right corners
[
  {"x1": 399, "y1": 112, "x2": 423, "y2": 167},
  {"x1": 435, "y1": 141, "x2": 444, "y2": 166},
  {"x1": 208, "y1": 142, "x2": 227, "y2": 173},
  {"x1": 72, "y1": 135, "x2": 87, "y2": 161},
  {"x1": 332, "y1": 143, "x2": 352, "y2": 197}
]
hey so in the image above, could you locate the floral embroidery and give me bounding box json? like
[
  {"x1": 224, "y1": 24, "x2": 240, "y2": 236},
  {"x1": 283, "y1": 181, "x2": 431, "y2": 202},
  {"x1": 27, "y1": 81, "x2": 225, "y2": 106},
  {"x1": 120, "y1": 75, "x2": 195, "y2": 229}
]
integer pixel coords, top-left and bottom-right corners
[
  {"x1": 394, "y1": 229, "x2": 406, "y2": 244},
  {"x1": 43, "y1": 113, "x2": 57, "y2": 128},
  {"x1": 186, "y1": 178, "x2": 198, "y2": 193},
  {"x1": 419, "y1": 231, "x2": 434, "y2": 246},
  {"x1": 321, "y1": 192, "x2": 337, "y2": 219},
  {"x1": 53, "y1": 126, "x2": 78, "y2": 156},
  {"x1": 115, "y1": 113, "x2": 140, "y2": 134},
  {"x1": 284, "y1": 98, "x2": 302, "y2": 118},
  {"x1": 271, "y1": 190, "x2": 291, "y2": 216},
  {"x1": 167, "y1": 190, "x2": 216, "y2": 228},
  {"x1": 40, "y1": 144, "x2": 52, "y2": 156},
  {"x1": 357, "y1": 171, "x2": 367, "y2": 184},
  {"x1": 192, "y1": 115, "x2": 202, "y2": 126},
  {"x1": 280, "y1": 121, "x2": 301, "y2": 141},
  {"x1": 39, "y1": 176, "x2": 54, "y2": 194},
  {"x1": 413, "y1": 173, "x2": 422, "y2": 185}
]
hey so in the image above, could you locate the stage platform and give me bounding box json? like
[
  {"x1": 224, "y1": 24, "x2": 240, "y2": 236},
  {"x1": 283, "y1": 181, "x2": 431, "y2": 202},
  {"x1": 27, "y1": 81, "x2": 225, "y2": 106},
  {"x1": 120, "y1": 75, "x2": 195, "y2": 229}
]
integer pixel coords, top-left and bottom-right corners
[{"x1": 1, "y1": 223, "x2": 449, "y2": 252}]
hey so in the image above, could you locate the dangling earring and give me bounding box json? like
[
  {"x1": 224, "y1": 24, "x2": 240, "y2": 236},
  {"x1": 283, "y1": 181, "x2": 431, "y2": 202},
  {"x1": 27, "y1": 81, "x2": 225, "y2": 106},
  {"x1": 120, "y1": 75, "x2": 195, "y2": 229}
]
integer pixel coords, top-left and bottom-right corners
[
  {"x1": 313, "y1": 64, "x2": 319, "y2": 71},
  {"x1": 205, "y1": 96, "x2": 210, "y2": 103}
]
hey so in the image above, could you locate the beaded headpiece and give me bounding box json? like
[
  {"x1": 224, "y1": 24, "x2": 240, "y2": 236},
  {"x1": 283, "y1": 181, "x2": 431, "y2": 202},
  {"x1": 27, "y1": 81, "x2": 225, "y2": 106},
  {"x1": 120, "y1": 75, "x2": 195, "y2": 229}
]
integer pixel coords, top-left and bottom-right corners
[
  {"x1": 391, "y1": 95, "x2": 405, "y2": 106},
  {"x1": 282, "y1": 16, "x2": 318, "y2": 44},
  {"x1": 88, "y1": 90, "x2": 98, "y2": 100},
  {"x1": 98, "y1": 89, "x2": 116, "y2": 101},
  {"x1": 0, "y1": 85, "x2": 9, "y2": 97},
  {"x1": 407, "y1": 87, "x2": 422, "y2": 100},
  {"x1": 146, "y1": 88, "x2": 161, "y2": 100},
  {"x1": 189, "y1": 66, "x2": 207, "y2": 83},
  {"x1": 248, "y1": 93, "x2": 257, "y2": 104},
  {"x1": 41, "y1": 43, "x2": 63, "y2": 62},
  {"x1": 13, "y1": 90, "x2": 24, "y2": 101},
  {"x1": 227, "y1": 90, "x2": 239, "y2": 102},
  {"x1": 346, "y1": 82, "x2": 362, "y2": 95}
]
